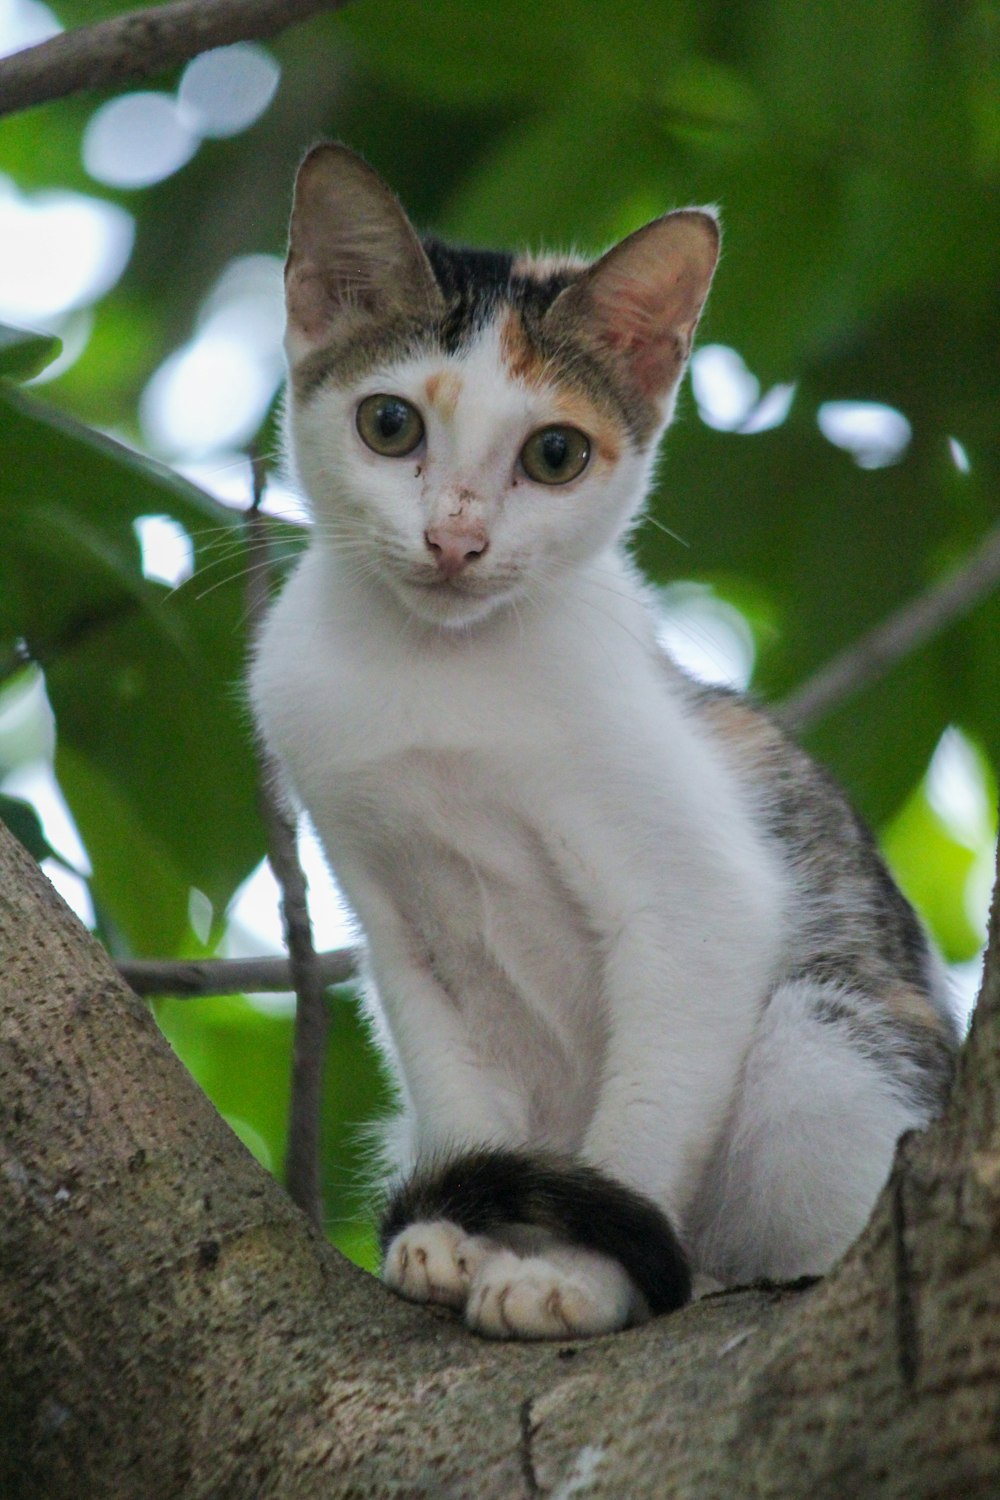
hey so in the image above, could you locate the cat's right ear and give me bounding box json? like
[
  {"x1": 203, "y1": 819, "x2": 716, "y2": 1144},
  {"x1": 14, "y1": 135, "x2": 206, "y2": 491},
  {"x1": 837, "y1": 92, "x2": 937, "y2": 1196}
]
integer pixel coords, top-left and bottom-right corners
[{"x1": 285, "y1": 143, "x2": 443, "y2": 362}]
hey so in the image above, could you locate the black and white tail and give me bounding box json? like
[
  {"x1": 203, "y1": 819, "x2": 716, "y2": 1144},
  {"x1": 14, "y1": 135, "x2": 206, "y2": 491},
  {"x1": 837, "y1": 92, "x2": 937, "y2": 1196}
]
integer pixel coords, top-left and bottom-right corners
[{"x1": 380, "y1": 1147, "x2": 690, "y2": 1339}]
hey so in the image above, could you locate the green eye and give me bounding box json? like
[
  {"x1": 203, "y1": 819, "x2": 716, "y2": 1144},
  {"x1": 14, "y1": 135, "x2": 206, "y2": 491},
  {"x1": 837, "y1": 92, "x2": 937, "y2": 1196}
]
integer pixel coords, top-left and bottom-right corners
[
  {"x1": 356, "y1": 394, "x2": 425, "y2": 457},
  {"x1": 520, "y1": 425, "x2": 591, "y2": 485}
]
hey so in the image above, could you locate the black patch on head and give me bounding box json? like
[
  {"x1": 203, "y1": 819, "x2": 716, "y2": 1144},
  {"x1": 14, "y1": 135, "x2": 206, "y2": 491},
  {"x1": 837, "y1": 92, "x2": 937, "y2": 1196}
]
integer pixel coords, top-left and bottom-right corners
[
  {"x1": 421, "y1": 238, "x2": 582, "y2": 353},
  {"x1": 422, "y1": 238, "x2": 514, "y2": 352},
  {"x1": 381, "y1": 1146, "x2": 691, "y2": 1316}
]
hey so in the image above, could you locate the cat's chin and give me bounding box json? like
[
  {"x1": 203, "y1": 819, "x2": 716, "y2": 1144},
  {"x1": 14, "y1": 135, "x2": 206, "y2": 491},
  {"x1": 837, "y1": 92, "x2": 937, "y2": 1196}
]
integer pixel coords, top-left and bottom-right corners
[{"x1": 391, "y1": 577, "x2": 515, "y2": 631}]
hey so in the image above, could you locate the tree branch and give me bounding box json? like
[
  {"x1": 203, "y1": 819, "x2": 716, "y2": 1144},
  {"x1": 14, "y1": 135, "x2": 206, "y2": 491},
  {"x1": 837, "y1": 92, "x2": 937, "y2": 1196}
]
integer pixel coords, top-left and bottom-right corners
[
  {"x1": 117, "y1": 946, "x2": 357, "y2": 997},
  {"x1": 0, "y1": 0, "x2": 350, "y2": 119},
  {"x1": 776, "y1": 520, "x2": 1000, "y2": 734},
  {"x1": 4, "y1": 805, "x2": 1000, "y2": 1496},
  {"x1": 245, "y1": 459, "x2": 330, "y2": 1230}
]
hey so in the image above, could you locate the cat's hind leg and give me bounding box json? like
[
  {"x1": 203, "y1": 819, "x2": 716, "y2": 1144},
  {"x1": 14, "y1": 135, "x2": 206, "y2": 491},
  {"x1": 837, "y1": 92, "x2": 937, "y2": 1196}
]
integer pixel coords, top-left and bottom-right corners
[{"x1": 687, "y1": 977, "x2": 956, "y2": 1284}]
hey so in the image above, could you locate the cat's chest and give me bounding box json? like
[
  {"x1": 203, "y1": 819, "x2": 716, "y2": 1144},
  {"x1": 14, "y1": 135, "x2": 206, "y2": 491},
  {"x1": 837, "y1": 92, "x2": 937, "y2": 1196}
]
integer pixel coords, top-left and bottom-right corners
[
  {"x1": 253, "y1": 554, "x2": 587, "y2": 799},
  {"x1": 251, "y1": 545, "x2": 710, "y2": 889}
]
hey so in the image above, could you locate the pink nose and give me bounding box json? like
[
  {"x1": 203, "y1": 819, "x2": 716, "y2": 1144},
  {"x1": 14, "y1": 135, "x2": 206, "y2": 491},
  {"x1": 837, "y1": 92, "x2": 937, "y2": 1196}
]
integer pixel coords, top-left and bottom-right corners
[{"x1": 424, "y1": 524, "x2": 489, "y2": 579}]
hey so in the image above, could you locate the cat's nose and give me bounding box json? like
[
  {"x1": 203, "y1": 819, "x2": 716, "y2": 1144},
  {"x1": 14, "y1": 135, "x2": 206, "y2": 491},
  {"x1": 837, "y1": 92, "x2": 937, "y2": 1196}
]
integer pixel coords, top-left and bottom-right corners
[{"x1": 423, "y1": 524, "x2": 489, "y2": 579}]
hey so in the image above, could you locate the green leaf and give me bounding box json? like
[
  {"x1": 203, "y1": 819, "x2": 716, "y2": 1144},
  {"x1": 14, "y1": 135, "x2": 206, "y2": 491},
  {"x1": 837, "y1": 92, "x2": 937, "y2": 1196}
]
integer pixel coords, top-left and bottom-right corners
[
  {"x1": 0, "y1": 382, "x2": 267, "y2": 953},
  {"x1": 882, "y1": 782, "x2": 985, "y2": 963},
  {"x1": 155, "y1": 985, "x2": 392, "y2": 1266},
  {"x1": 0, "y1": 322, "x2": 63, "y2": 381}
]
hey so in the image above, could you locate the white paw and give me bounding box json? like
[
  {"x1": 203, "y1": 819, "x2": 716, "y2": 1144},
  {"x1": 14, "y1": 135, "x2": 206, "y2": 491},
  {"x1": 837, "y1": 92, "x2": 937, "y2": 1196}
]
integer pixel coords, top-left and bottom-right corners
[
  {"x1": 466, "y1": 1247, "x2": 640, "y2": 1341},
  {"x1": 382, "y1": 1219, "x2": 492, "y2": 1310}
]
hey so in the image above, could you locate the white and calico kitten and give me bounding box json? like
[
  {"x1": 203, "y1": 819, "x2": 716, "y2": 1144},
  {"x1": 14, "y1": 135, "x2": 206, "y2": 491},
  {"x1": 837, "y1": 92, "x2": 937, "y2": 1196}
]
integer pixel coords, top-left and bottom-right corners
[{"x1": 250, "y1": 143, "x2": 958, "y2": 1339}]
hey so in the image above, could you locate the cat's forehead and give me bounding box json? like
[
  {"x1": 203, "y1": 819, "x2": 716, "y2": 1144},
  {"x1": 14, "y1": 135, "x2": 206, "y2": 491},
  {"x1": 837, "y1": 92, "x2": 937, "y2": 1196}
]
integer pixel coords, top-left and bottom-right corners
[
  {"x1": 375, "y1": 323, "x2": 626, "y2": 469},
  {"x1": 290, "y1": 246, "x2": 579, "y2": 407},
  {"x1": 376, "y1": 321, "x2": 564, "y2": 429},
  {"x1": 420, "y1": 238, "x2": 587, "y2": 352},
  {"x1": 290, "y1": 236, "x2": 658, "y2": 442}
]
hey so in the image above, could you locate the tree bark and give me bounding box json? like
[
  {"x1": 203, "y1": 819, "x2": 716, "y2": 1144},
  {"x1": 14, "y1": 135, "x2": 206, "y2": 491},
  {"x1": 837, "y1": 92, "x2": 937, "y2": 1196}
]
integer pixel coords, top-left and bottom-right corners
[
  {"x1": 1, "y1": 817, "x2": 998, "y2": 1499},
  {"x1": 0, "y1": 0, "x2": 350, "y2": 118}
]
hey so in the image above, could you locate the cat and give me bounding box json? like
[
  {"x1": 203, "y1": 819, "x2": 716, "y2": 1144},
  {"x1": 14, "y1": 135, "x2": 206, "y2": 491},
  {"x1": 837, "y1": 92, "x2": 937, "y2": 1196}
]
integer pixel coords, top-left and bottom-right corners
[{"x1": 250, "y1": 142, "x2": 960, "y2": 1340}]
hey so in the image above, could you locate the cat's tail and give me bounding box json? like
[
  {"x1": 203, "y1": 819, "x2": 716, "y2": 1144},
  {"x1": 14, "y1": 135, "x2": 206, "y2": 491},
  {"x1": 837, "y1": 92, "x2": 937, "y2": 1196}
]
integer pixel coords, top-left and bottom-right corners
[{"x1": 380, "y1": 1146, "x2": 691, "y2": 1314}]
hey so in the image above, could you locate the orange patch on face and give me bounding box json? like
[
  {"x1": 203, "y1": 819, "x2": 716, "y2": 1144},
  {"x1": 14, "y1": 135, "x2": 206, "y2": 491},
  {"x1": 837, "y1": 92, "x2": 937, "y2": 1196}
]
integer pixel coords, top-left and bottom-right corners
[
  {"x1": 556, "y1": 396, "x2": 622, "y2": 468},
  {"x1": 499, "y1": 309, "x2": 549, "y2": 390},
  {"x1": 424, "y1": 370, "x2": 463, "y2": 421}
]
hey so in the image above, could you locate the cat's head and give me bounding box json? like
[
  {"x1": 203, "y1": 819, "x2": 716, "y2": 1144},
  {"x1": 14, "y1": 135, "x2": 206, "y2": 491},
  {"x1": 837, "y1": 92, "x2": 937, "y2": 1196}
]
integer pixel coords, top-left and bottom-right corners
[{"x1": 284, "y1": 143, "x2": 718, "y2": 629}]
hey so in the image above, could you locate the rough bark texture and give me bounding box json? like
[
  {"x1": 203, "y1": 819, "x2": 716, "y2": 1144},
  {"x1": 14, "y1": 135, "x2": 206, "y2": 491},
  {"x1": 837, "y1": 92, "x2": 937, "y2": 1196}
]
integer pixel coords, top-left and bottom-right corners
[{"x1": 1, "y1": 818, "x2": 998, "y2": 1499}]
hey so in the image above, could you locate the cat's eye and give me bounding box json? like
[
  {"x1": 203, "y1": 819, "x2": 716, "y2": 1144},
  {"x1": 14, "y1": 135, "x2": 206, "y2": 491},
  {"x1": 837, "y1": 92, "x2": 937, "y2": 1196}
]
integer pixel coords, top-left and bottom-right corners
[
  {"x1": 356, "y1": 394, "x2": 425, "y2": 457},
  {"x1": 519, "y1": 425, "x2": 591, "y2": 486}
]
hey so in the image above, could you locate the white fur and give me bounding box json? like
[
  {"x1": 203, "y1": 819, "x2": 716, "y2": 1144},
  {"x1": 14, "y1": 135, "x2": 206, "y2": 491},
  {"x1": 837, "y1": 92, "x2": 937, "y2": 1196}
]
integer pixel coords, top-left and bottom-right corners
[{"x1": 251, "y1": 320, "x2": 926, "y2": 1335}]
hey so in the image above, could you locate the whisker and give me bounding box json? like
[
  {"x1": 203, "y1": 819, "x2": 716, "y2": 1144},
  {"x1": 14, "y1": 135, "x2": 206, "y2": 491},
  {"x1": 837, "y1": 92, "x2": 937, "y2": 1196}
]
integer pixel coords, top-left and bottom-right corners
[{"x1": 637, "y1": 511, "x2": 690, "y2": 548}]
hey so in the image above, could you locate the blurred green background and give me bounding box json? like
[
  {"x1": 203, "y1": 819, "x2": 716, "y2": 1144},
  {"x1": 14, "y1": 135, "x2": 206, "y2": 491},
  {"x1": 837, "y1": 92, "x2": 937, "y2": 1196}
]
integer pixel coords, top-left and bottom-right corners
[{"x1": 1, "y1": 0, "x2": 997, "y2": 1268}]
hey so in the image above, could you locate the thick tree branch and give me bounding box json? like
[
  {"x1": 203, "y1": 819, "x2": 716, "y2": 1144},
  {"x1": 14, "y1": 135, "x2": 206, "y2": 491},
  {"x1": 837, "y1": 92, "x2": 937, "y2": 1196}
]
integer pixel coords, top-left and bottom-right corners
[
  {"x1": 0, "y1": 0, "x2": 350, "y2": 118},
  {"x1": 245, "y1": 465, "x2": 330, "y2": 1230},
  {"x1": 3, "y1": 813, "x2": 1000, "y2": 1496},
  {"x1": 777, "y1": 520, "x2": 1000, "y2": 734}
]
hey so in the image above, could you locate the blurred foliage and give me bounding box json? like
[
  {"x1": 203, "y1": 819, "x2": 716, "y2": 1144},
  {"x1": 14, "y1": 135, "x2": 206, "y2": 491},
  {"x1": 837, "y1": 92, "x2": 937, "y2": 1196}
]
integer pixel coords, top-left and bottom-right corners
[{"x1": 1, "y1": 0, "x2": 997, "y2": 1258}]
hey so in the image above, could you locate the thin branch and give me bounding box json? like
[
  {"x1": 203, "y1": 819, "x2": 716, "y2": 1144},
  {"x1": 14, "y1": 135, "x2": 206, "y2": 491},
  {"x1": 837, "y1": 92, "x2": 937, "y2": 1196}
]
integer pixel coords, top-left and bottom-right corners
[
  {"x1": 117, "y1": 946, "x2": 357, "y2": 998},
  {"x1": 246, "y1": 456, "x2": 330, "y2": 1230},
  {"x1": 776, "y1": 521, "x2": 1000, "y2": 734},
  {"x1": 0, "y1": 0, "x2": 349, "y2": 119}
]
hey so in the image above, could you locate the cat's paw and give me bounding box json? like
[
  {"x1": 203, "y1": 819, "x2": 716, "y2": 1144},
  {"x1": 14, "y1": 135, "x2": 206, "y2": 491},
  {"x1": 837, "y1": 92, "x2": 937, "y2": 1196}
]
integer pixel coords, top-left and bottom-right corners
[
  {"x1": 382, "y1": 1219, "x2": 492, "y2": 1310},
  {"x1": 466, "y1": 1246, "x2": 640, "y2": 1340}
]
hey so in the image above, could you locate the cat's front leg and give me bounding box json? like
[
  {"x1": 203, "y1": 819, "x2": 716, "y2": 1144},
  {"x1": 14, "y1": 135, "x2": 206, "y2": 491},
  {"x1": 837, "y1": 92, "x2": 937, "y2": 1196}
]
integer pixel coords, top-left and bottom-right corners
[
  {"x1": 533, "y1": 769, "x2": 789, "y2": 1230},
  {"x1": 341, "y1": 865, "x2": 530, "y2": 1155},
  {"x1": 580, "y1": 901, "x2": 780, "y2": 1226}
]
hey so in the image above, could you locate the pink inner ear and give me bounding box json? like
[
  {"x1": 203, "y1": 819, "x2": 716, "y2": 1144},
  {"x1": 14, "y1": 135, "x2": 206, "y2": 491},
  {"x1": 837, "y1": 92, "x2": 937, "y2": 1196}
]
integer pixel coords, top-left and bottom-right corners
[
  {"x1": 581, "y1": 215, "x2": 718, "y2": 400},
  {"x1": 596, "y1": 278, "x2": 690, "y2": 395},
  {"x1": 286, "y1": 268, "x2": 338, "y2": 345}
]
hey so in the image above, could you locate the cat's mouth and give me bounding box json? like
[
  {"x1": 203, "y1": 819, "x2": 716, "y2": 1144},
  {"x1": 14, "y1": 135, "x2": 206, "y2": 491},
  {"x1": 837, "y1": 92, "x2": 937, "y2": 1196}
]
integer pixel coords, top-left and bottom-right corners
[{"x1": 395, "y1": 567, "x2": 516, "y2": 626}]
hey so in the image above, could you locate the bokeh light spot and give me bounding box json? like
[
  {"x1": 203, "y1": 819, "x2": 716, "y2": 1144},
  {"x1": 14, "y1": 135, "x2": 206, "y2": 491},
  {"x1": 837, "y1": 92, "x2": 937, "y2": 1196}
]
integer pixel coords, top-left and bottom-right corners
[
  {"x1": 691, "y1": 344, "x2": 795, "y2": 433},
  {"x1": 83, "y1": 92, "x2": 199, "y2": 189},
  {"x1": 178, "y1": 43, "x2": 280, "y2": 139},
  {"x1": 0, "y1": 177, "x2": 133, "y2": 323},
  {"x1": 0, "y1": 0, "x2": 60, "y2": 57},
  {"x1": 133, "y1": 514, "x2": 195, "y2": 587},
  {"x1": 817, "y1": 401, "x2": 911, "y2": 469}
]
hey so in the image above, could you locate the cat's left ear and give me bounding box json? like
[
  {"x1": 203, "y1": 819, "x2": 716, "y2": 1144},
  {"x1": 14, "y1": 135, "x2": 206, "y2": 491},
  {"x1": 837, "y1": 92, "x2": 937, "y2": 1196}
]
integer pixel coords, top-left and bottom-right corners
[{"x1": 546, "y1": 210, "x2": 720, "y2": 406}]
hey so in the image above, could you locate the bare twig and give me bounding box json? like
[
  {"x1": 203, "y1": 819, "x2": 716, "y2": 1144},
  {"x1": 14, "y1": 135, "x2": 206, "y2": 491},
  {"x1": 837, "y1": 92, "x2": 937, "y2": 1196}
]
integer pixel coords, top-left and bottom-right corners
[
  {"x1": 0, "y1": 0, "x2": 349, "y2": 119},
  {"x1": 777, "y1": 521, "x2": 1000, "y2": 734},
  {"x1": 118, "y1": 946, "x2": 358, "y2": 998},
  {"x1": 245, "y1": 456, "x2": 330, "y2": 1230}
]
